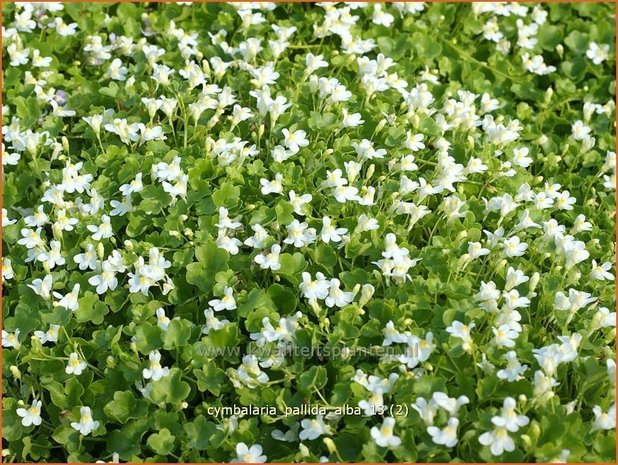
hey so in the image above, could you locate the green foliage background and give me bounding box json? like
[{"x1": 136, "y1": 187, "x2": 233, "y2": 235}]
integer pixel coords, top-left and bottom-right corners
[{"x1": 2, "y1": 2, "x2": 616, "y2": 463}]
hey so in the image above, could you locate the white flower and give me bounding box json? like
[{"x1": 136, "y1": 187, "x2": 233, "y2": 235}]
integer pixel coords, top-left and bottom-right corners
[
  {"x1": 209, "y1": 286, "x2": 237, "y2": 311},
  {"x1": 467, "y1": 241, "x2": 490, "y2": 259},
  {"x1": 119, "y1": 173, "x2": 143, "y2": 196},
  {"x1": 427, "y1": 417, "x2": 459, "y2": 448},
  {"x1": 299, "y1": 415, "x2": 331, "y2": 440},
  {"x1": 284, "y1": 220, "x2": 316, "y2": 247},
  {"x1": 511, "y1": 147, "x2": 532, "y2": 168},
  {"x1": 203, "y1": 308, "x2": 229, "y2": 334},
  {"x1": 502, "y1": 236, "x2": 527, "y2": 257},
  {"x1": 260, "y1": 173, "x2": 283, "y2": 195},
  {"x1": 31, "y1": 49, "x2": 52, "y2": 67},
  {"x1": 370, "y1": 417, "x2": 401, "y2": 448},
  {"x1": 288, "y1": 191, "x2": 312, "y2": 215},
  {"x1": 354, "y1": 214, "x2": 379, "y2": 234},
  {"x1": 352, "y1": 139, "x2": 386, "y2": 160},
  {"x1": 2, "y1": 257, "x2": 14, "y2": 281},
  {"x1": 37, "y1": 240, "x2": 65, "y2": 269},
  {"x1": 281, "y1": 128, "x2": 309, "y2": 154},
  {"x1": 74, "y1": 244, "x2": 98, "y2": 270},
  {"x1": 493, "y1": 324, "x2": 519, "y2": 348},
  {"x1": 142, "y1": 350, "x2": 170, "y2": 381},
  {"x1": 445, "y1": 321, "x2": 475, "y2": 352},
  {"x1": 479, "y1": 426, "x2": 515, "y2": 456},
  {"x1": 412, "y1": 397, "x2": 439, "y2": 425},
  {"x1": 571, "y1": 120, "x2": 591, "y2": 141},
  {"x1": 18, "y1": 227, "x2": 44, "y2": 249},
  {"x1": 87, "y1": 215, "x2": 113, "y2": 241},
  {"x1": 586, "y1": 42, "x2": 609, "y2": 65},
  {"x1": 16, "y1": 400, "x2": 43, "y2": 427},
  {"x1": 28, "y1": 274, "x2": 53, "y2": 300},
  {"x1": 591, "y1": 260, "x2": 614, "y2": 281},
  {"x1": 491, "y1": 397, "x2": 529, "y2": 432},
  {"x1": 504, "y1": 267, "x2": 529, "y2": 291},
  {"x1": 71, "y1": 406, "x2": 100, "y2": 436},
  {"x1": 497, "y1": 351, "x2": 528, "y2": 382},
  {"x1": 65, "y1": 352, "x2": 87, "y2": 375},
  {"x1": 324, "y1": 278, "x2": 355, "y2": 308},
  {"x1": 244, "y1": 224, "x2": 269, "y2": 249},
  {"x1": 382, "y1": 321, "x2": 405, "y2": 346},
  {"x1": 299, "y1": 272, "x2": 330, "y2": 301},
  {"x1": 320, "y1": 217, "x2": 348, "y2": 243},
  {"x1": 372, "y1": 4, "x2": 395, "y2": 27},
  {"x1": 342, "y1": 108, "x2": 364, "y2": 128},
  {"x1": 591, "y1": 404, "x2": 616, "y2": 431},
  {"x1": 34, "y1": 324, "x2": 60, "y2": 344},
  {"x1": 107, "y1": 58, "x2": 127, "y2": 81},
  {"x1": 88, "y1": 261, "x2": 118, "y2": 295},
  {"x1": 359, "y1": 391, "x2": 385, "y2": 416},
  {"x1": 305, "y1": 53, "x2": 328, "y2": 75},
  {"x1": 405, "y1": 132, "x2": 425, "y2": 151},
  {"x1": 232, "y1": 443, "x2": 267, "y2": 463},
  {"x1": 254, "y1": 244, "x2": 281, "y2": 271},
  {"x1": 591, "y1": 307, "x2": 616, "y2": 330},
  {"x1": 156, "y1": 308, "x2": 171, "y2": 331},
  {"x1": 215, "y1": 207, "x2": 242, "y2": 231},
  {"x1": 432, "y1": 392, "x2": 470, "y2": 416},
  {"x1": 2, "y1": 329, "x2": 21, "y2": 349}
]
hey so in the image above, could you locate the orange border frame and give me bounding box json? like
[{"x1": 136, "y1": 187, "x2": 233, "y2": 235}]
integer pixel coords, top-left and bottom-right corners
[{"x1": 0, "y1": 0, "x2": 616, "y2": 464}]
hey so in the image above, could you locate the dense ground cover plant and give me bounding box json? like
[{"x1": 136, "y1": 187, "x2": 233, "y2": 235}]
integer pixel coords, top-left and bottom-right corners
[{"x1": 1, "y1": 1, "x2": 616, "y2": 462}]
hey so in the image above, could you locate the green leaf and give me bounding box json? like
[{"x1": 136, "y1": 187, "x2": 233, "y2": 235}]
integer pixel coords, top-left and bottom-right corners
[
  {"x1": 278, "y1": 252, "x2": 307, "y2": 286},
  {"x1": 150, "y1": 369, "x2": 191, "y2": 405},
  {"x1": 314, "y1": 243, "x2": 338, "y2": 268},
  {"x1": 194, "y1": 360, "x2": 225, "y2": 395},
  {"x1": 188, "y1": 241, "x2": 230, "y2": 292},
  {"x1": 212, "y1": 182, "x2": 240, "y2": 208},
  {"x1": 104, "y1": 391, "x2": 136, "y2": 423},
  {"x1": 298, "y1": 366, "x2": 327, "y2": 393},
  {"x1": 75, "y1": 291, "x2": 109, "y2": 325},
  {"x1": 147, "y1": 428, "x2": 175, "y2": 455},
  {"x1": 162, "y1": 319, "x2": 193, "y2": 350},
  {"x1": 183, "y1": 415, "x2": 218, "y2": 450}
]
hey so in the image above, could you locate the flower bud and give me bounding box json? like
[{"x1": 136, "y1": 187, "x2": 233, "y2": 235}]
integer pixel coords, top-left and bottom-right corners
[
  {"x1": 556, "y1": 44, "x2": 564, "y2": 58},
  {"x1": 97, "y1": 242, "x2": 105, "y2": 260},
  {"x1": 10, "y1": 365, "x2": 21, "y2": 380},
  {"x1": 358, "y1": 284, "x2": 375, "y2": 308},
  {"x1": 323, "y1": 438, "x2": 338, "y2": 454},
  {"x1": 366, "y1": 163, "x2": 375, "y2": 179},
  {"x1": 52, "y1": 222, "x2": 63, "y2": 241},
  {"x1": 529, "y1": 272, "x2": 540, "y2": 293},
  {"x1": 375, "y1": 119, "x2": 387, "y2": 133}
]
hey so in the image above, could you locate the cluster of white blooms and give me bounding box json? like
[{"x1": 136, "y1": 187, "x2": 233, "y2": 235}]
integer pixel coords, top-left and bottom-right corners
[
  {"x1": 299, "y1": 272, "x2": 357, "y2": 311},
  {"x1": 373, "y1": 233, "x2": 420, "y2": 283},
  {"x1": 1, "y1": 1, "x2": 614, "y2": 462},
  {"x1": 353, "y1": 370, "x2": 399, "y2": 417}
]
